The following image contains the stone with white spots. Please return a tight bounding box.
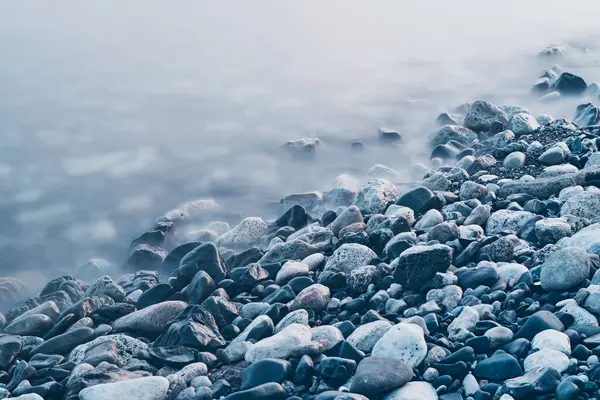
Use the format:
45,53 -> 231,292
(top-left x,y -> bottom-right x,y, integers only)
159,199 -> 221,225
507,113 -> 540,136
372,323 -> 427,367
112,301 -> 187,334
540,247 -> 590,292
354,179 -> 401,215
486,210 -> 534,235
216,217 -> 268,248
319,243 -> 376,282
464,101 -> 509,133
85,276 -> 126,302
561,190 -> 600,220
369,164 -> 399,179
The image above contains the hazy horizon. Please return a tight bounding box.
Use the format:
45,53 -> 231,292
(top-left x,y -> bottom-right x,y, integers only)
1,0 -> 600,290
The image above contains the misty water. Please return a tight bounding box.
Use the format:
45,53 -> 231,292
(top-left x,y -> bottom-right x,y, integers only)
2,1 -> 600,288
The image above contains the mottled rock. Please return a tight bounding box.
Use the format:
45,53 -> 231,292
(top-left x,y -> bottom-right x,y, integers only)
372,323 -> 427,367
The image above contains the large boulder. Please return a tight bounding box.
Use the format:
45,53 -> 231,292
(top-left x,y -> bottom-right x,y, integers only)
574,103 -> 600,126
69,334 -> 149,366
555,72 -> 587,95
463,100 -> 509,133
560,190 -> 600,220
392,244 -> 453,291
177,243 -> 228,284
540,247 -> 590,291
154,305 -> 226,351
216,217 -> 268,248
507,113 -> 540,136
354,179 -> 400,215
429,125 -> 477,147
486,210 -> 535,234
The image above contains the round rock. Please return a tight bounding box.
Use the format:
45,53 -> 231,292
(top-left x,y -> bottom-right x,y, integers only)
532,329 -> 571,356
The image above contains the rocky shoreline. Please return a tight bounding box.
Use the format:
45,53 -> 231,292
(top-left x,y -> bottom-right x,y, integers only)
3,54 -> 600,400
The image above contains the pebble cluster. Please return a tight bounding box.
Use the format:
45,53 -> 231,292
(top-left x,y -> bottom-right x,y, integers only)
3,50 -> 600,400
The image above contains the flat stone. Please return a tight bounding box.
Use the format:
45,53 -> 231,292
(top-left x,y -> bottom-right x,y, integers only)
79,376 -> 169,400
4,314 -> 53,336
30,327 -> 95,356
349,357 -> 413,396
222,382 -> 287,400
463,101 -> 509,133
112,301 -> 187,334
319,244 -> 376,283
498,172 -> 585,200
561,190 -> 600,220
